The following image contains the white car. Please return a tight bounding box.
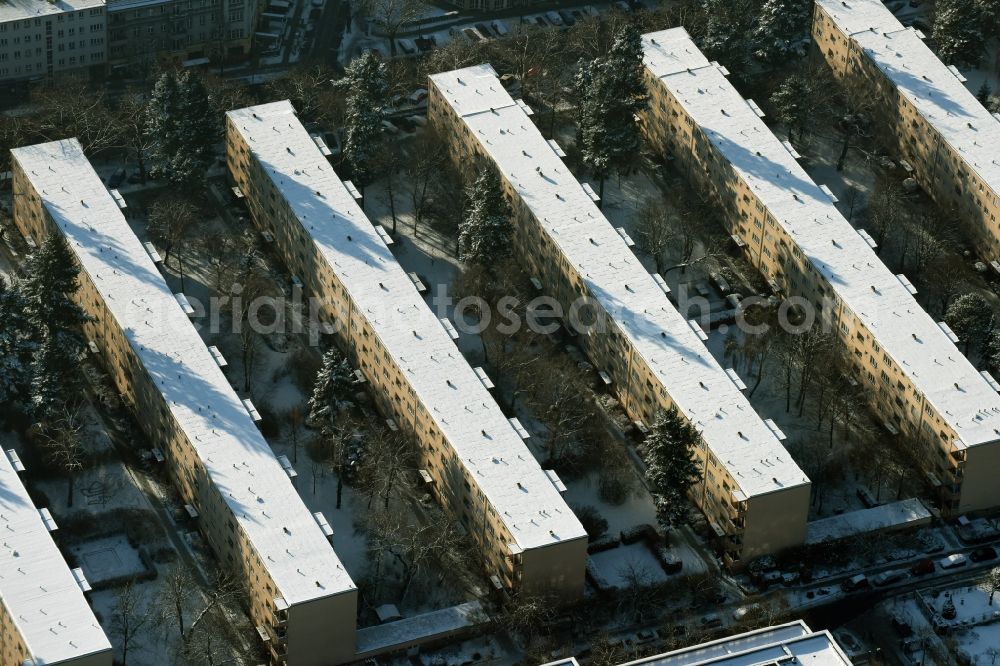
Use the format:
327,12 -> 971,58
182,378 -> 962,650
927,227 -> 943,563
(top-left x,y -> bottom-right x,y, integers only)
871,569 -> 906,586
545,11 -> 563,25
939,553 -> 968,569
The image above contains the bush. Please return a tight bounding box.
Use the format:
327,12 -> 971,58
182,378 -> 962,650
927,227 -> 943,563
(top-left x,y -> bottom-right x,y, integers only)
598,469 -> 631,505
573,504 -> 609,540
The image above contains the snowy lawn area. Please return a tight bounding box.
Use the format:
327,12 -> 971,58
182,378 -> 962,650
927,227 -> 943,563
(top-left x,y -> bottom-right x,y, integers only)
564,470 -> 656,537
589,543 -> 672,589
951,623 -> 1000,665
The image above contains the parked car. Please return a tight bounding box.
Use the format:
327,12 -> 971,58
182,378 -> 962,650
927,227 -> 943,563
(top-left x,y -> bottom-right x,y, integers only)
699,614 -> 722,629
841,573 -> 869,592
545,10 -> 562,25
107,168 -> 126,188
910,558 -> 935,576
871,569 -> 906,587
970,546 -> 998,562
938,553 -> 968,569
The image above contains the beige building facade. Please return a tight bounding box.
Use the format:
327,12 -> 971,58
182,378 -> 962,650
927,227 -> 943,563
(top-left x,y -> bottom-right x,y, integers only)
641,27 -> 1000,517
812,0 -> 1000,264
226,100 -> 588,599
10,139 -> 357,666
427,65 -> 810,569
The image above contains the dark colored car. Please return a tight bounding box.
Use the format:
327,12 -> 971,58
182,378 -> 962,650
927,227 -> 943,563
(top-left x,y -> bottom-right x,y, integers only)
910,558 -> 935,576
107,168 -> 126,188
970,546 -> 998,562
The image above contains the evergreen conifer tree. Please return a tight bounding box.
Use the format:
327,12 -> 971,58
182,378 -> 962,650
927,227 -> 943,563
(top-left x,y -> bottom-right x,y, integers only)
458,168 -> 512,267
335,53 -> 389,200
308,348 -> 356,433
146,70 -> 217,188
753,0 -> 810,63
0,276 -> 33,406
575,24 -> 649,203
644,407 -> 701,531
933,0 -> 985,67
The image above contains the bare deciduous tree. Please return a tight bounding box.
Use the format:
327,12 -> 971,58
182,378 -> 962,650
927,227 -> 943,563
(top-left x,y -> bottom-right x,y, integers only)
360,0 -> 427,56
147,193 -> 201,268
112,578 -> 156,666
37,404 -> 87,507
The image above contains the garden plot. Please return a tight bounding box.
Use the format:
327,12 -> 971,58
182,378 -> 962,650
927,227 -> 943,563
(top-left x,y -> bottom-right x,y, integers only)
68,534 -> 150,588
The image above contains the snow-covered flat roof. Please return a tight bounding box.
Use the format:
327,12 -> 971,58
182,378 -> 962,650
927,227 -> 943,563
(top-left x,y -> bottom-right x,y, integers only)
815,0 -> 904,37
0,0 -> 104,23
355,600 -> 486,656
644,28 -> 1000,450
10,139 -> 355,607
805,497 -> 931,545
227,101 -> 586,552
0,449 -> 112,664
428,65 -> 807,501
620,620 -> 852,665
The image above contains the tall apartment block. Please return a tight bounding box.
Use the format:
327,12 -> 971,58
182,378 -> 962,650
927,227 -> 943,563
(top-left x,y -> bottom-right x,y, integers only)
10,139 -> 357,666
812,0 -> 1000,263
106,0 -> 257,69
427,65 -> 810,568
640,27 -> 1000,516
225,100 -> 588,598
0,450 -> 112,666
0,0 -> 106,82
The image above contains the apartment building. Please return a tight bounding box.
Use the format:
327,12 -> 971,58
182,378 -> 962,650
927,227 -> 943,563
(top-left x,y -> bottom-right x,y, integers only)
10,139 -> 357,666
427,65 -> 810,568
225,100 -> 588,599
106,0 -> 256,69
812,0 -> 1000,263
0,0 -> 106,82
619,620 -> 853,666
641,27 -> 1000,516
0,449 -> 112,666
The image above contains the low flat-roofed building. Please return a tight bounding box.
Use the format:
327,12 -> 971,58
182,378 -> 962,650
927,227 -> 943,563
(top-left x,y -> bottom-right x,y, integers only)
0,0 -> 106,82
0,450 -> 112,666
226,100 -> 588,599
10,138 -> 357,666
427,64 -> 810,568
641,27 -> 1000,516
619,620 -> 853,665
813,0 -> 1000,263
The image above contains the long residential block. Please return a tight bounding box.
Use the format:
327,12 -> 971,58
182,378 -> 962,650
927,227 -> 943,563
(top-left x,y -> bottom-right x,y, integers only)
10,139 -> 357,666
0,450 -> 112,666
619,620 -> 853,665
427,64 -> 810,568
106,0 -> 258,69
813,0 -> 1000,263
641,27 -> 1000,516
225,100 -> 588,599
0,0 -> 106,82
